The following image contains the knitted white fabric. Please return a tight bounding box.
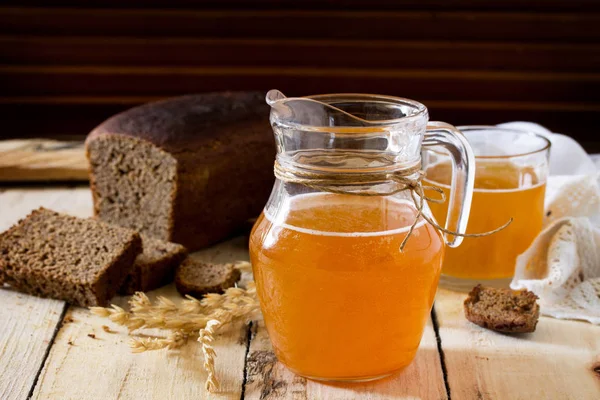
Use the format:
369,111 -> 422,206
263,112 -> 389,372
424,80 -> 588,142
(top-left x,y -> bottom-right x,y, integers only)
503,122 -> 600,324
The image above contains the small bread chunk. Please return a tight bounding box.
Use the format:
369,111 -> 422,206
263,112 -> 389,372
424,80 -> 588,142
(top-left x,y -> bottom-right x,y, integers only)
0,208 -> 141,307
119,236 -> 187,295
175,258 -> 241,298
464,285 -> 540,333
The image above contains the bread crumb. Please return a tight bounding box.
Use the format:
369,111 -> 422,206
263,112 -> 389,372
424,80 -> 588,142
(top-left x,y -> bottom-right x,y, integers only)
87,333 -> 96,339
102,325 -> 113,333
67,340 -> 74,345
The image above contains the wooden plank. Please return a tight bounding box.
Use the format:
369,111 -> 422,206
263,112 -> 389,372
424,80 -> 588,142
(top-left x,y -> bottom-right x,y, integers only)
4,96 -> 600,111
2,66 -> 599,103
3,1 -> 600,12
0,139 -> 87,182
0,103 -> 127,141
31,236 -> 251,399
0,187 -> 93,225
0,8 -> 599,42
2,102 -> 600,152
0,188 -> 92,400
244,319 -> 447,399
0,291 -> 65,400
3,37 -> 600,72
30,287 -> 248,399
434,288 -> 600,400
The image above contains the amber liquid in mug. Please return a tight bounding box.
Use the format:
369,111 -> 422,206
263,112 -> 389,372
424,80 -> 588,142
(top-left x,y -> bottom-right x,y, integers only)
249,193 -> 444,380
426,160 -> 546,280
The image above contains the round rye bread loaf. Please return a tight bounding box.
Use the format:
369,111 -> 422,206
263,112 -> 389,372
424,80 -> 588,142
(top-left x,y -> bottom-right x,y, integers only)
85,92 -> 275,251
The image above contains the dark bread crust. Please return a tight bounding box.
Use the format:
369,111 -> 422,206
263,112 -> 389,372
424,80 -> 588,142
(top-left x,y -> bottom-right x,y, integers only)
175,258 -> 241,298
87,92 -> 270,153
86,92 -> 275,250
464,285 -> 540,333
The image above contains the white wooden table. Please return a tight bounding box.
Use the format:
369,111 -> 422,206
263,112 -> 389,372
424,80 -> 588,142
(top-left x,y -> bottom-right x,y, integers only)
1,187 -> 599,400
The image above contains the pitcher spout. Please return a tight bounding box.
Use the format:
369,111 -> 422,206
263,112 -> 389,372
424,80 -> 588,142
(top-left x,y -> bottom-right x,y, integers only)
266,89 -> 287,106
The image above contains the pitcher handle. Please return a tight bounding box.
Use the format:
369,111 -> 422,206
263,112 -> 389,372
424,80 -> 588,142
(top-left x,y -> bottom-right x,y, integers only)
423,122 -> 475,248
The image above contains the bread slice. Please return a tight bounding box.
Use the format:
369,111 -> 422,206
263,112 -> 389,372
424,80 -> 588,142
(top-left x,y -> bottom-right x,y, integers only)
175,258 -> 241,297
119,236 -> 187,295
0,208 -> 141,307
464,285 -> 540,333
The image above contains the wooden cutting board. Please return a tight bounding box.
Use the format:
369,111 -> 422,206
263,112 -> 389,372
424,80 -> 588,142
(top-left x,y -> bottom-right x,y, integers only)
0,139 -> 88,182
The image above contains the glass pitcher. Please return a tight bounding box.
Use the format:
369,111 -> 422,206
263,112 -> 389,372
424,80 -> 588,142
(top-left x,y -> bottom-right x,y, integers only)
249,90 -> 475,381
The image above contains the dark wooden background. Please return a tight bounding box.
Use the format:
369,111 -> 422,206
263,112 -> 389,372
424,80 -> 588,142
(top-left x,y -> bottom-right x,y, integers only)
1,1 -> 599,150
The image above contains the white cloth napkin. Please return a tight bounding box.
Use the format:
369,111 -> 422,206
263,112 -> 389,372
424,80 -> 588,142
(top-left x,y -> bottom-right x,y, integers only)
499,122 -> 600,324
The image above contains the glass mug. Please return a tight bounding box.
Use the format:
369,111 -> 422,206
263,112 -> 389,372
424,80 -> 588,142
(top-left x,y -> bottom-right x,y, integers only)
249,90 -> 475,381
424,126 -> 550,291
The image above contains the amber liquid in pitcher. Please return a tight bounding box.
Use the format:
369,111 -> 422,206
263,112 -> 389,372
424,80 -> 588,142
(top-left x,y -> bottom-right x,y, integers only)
426,160 -> 546,280
249,193 -> 444,380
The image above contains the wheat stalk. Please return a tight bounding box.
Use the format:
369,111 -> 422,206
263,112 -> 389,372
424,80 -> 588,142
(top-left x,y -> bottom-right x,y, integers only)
130,330 -> 190,352
89,263 -> 259,393
199,320 -> 220,392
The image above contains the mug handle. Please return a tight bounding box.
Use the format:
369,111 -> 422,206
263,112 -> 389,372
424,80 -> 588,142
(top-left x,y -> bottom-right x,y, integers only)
423,122 -> 475,248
